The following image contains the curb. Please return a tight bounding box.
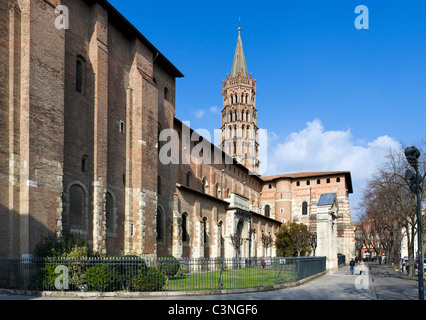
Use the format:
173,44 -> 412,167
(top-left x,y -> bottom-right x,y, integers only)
0,271 -> 328,299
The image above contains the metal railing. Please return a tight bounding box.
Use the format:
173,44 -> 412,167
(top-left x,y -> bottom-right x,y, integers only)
0,256 -> 326,293
338,255 -> 346,266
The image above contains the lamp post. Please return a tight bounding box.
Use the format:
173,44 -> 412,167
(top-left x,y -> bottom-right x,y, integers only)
405,146 -> 424,300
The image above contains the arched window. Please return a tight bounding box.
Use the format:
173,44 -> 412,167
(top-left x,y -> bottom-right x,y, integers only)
158,123 -> 162,155
326,178 -> 331,184
215,183 -> 220,198
69,184 -> 85,230
317,179 -> 321,185
302,202 -> 308,216
186,172 -> 191,187
203,217 -> 208,244
182,213 -> 188,242
75,56 -> 85,94
265,205 -> 270,218
156,208 -> 163,241
306,180 -> 311,186
105,191 -> 114,234
202,177 -> 208,193
81,156 -> 88,173
336,177 -> 341,183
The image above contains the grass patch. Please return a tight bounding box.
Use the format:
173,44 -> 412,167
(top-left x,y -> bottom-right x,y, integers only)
164,267 -> 298,291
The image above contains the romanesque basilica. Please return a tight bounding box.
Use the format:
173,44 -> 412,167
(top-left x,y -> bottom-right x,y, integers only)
0,0 -> 355,269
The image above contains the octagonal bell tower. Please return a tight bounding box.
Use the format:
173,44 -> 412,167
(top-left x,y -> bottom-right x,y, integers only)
221,27 -> 260,175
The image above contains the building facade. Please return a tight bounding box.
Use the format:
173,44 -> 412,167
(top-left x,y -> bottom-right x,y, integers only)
0,0 -> 355,264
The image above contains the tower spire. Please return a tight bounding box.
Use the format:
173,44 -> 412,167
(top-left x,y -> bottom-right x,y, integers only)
222,26 -> 259,174
231,24 -> 248,78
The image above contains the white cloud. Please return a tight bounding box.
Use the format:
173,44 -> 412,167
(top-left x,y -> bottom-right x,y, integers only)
209,106 -> 219,114
191,109 -> 206,119
265,119 -> 402,220
191,106 -> 219,119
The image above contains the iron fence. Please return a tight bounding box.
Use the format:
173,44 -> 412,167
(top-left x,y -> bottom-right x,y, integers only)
0,256 -> 326,293
338,255 -> 346,266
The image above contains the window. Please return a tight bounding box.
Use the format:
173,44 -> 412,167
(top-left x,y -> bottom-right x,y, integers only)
76,56 -> 85,94
302,202 -> 308,216
215,183 -> 220,198
269,184 -> 272,189
81,156 -> 88,173
326,178 -> 331,184
265,205 -> 270,218
203,217 -> 208,244
182,213 -> 188,242
306,180 -> 311,186
158,123 -> 162,155
202,177 -> 208,193
69,184 -> 85,230
164,87 -> 169,101
296,181 -> 300,187
156,208 -> 163,241
120,121 -> 125,133
317,179 -> 321,185
336,177 -> 341,183
186,172 -> 191,188
105,192 -> 115,234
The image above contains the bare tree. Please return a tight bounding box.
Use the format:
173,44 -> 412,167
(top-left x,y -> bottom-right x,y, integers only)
229,234 -> 244,260
310,232 -> 317,256
261,233 -> 273,257
358,146 -> 426,275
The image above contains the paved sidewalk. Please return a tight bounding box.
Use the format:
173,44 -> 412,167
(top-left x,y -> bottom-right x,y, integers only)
142,265 -> 377,300
369,262 -> 422,300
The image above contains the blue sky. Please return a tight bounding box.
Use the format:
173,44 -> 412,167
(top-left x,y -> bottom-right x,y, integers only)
108,0 -> 426,220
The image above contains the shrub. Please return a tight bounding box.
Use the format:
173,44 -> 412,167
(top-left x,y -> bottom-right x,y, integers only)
157,255 -> 180,278
33,229 -> 96,258
29,260 -> 59,291
111,255 -> 147,291
86,264 -> 113,292
132,267 -> 165,292
62,245 -> 91,290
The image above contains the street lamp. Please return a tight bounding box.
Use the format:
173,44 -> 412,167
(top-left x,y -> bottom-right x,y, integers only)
405,146 -> 424,300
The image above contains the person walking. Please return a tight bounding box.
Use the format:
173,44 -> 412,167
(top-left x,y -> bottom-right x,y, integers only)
350,258 -> 355,275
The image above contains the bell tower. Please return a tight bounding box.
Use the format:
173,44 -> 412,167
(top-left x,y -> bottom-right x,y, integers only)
221,27 -> 260,174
